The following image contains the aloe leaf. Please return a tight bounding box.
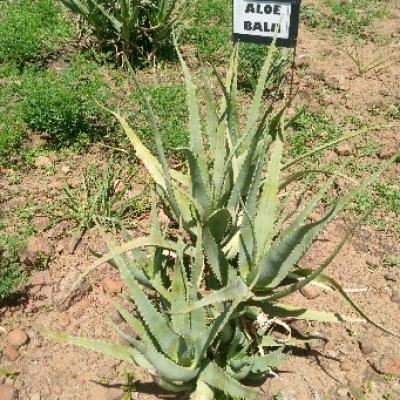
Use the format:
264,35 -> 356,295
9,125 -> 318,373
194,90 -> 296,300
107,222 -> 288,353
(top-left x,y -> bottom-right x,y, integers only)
254,152 -> 399,289
251,212 -> 332,288
180,148 -> 209,214
294,269 -> 400,338
282,125 -> 380,171
201,362 -> 259,400
43,329 -> 140,365
238,137 -> 270,276
249,349 -> 285,373
99,231 -> 184,361
190,380 -> 214,400
261,335 -> 315,348
202,226 -> 227,283
254,121 -> 283,261
175,42 -> 208,186
65,235 -> 194,301
127,70 -> 183,222
207,209 -> 232,243
112,111 -> 166,190
265,211 -> 364,302
244,42 -> 277,139
113,302 -> 151,343
202,69 -> 218,155
257,303 -> 359,323
91,0 -> 122,32
130,335 -> 199,382
175,277 -> 250,314
170,252 -> 190,337
61,0 -> 90,16
154,376 -> 193,393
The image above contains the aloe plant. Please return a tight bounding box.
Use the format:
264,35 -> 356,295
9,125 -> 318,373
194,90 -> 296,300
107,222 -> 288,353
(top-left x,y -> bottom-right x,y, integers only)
60,0 -> 180,63
46,44 -> 399,399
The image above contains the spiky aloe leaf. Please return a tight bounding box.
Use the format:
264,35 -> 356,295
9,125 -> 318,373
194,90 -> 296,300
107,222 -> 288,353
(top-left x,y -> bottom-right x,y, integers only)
244,42 -> 277,140
181,148 -> 209,215
175,40 -> 208,187
60,0 -> 89,16
265,210 -> 364,302
254,121 -> 283,261
202,226 -> 228,283
190,380 -> 214,400
257,303 -> 359,323
170,248 -> 191,338
293,269 -> 400,337
282,125 -> 380,171
113,302 -> 151,343
207,209 -> 232,243
99,231 -> 184,362
90,0 -> 122,32
175,276 -> 250,314
128,334 -> 200,382
261,336 -> 315,348
249,349 -> 285,373
154,376 -> 193,393
253,152 -> 399,289
201,362 -> 259,400
65,235 -> 195,302
42,330 -> 151,368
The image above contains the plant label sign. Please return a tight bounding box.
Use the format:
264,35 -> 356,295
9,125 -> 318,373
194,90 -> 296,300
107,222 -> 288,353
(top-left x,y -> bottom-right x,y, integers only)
232,0 -> 301,48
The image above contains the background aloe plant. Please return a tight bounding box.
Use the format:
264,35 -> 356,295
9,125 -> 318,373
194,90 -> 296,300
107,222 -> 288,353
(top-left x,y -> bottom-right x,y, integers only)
46,43 -> 399,399
60,0 -> 180,63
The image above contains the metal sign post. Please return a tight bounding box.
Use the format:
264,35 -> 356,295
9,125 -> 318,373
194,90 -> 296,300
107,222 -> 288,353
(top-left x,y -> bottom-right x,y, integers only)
232,0 -> 301,48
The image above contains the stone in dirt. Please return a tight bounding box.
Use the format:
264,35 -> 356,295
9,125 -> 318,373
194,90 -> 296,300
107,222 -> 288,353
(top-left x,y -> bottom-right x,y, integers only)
21,236 -> 54,266
299,285 -> 320,300
391,292 -> 400,305
379,145 -> 397,160
90,385 -> 124,400
31,215 -> 51,231
336,387 -> 348,398
377,356 -> 400,377
335,143 -> 352,156
0,384 -> 16,400
34,155 -> 52,169
102,278 -> 123,294
358,338 -> 374,355
97,365 -> 116,380
340,360 -> 353,372
366,255 -> 380,268
29,270 -> 52,286
2,345 -> 20,361
384,271 -> 397,282
7,329 -> 29,348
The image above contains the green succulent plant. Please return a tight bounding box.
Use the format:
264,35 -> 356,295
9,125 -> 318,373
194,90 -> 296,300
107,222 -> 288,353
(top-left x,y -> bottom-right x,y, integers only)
46,43 -> 399,399
60,0 -> 180,63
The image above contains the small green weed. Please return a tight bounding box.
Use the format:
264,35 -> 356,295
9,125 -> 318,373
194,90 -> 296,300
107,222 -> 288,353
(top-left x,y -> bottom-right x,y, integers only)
181,0 -> 231,62
326,0 -> 387,37
131,84 -> 188,153
0,234 -> 27,303
238,44 -> 290,92
386,103 -> 400,120
0,66 -> 26,165
0,0 -> 72,65
302,0 -> 388,39
20,58 -> 113,148
62,159 -> 147,242
287,110 -> 343,158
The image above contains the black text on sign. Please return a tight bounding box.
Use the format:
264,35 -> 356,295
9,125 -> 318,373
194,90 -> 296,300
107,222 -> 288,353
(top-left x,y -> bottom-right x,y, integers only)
232,0 -> 301,48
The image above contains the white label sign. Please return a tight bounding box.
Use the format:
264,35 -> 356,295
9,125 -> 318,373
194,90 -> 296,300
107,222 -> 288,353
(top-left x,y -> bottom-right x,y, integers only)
233,0 -> 292,40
